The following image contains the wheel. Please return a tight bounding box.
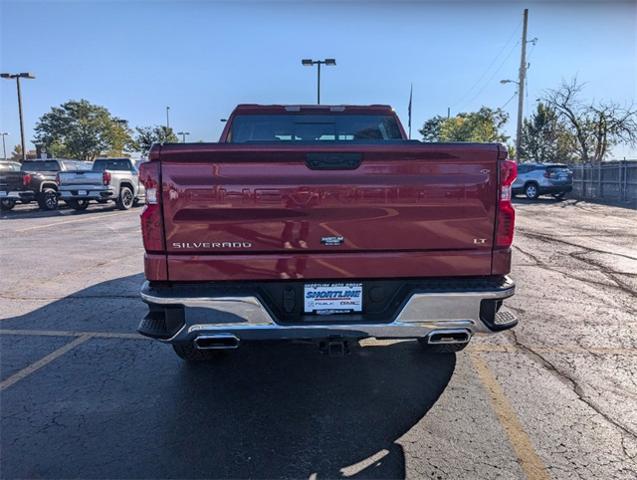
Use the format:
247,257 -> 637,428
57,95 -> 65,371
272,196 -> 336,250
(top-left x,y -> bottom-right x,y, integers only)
116,186 -> 134,210
172,343 -> 224,362
0,199 -> 16,211
417,338 -> 468,354
552,192 -> 566,200
68,199 -> 90,210
37,188 -> 58,210
524,183 -> 540,200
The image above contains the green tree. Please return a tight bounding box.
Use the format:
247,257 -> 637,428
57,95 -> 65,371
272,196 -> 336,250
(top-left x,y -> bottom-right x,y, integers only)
132,126 -> 179,155
419,116 -> 446,142
9,145 -> 36,161
519,102 -> 575,164
33,99 -> 132,160
419,107 -> 510,144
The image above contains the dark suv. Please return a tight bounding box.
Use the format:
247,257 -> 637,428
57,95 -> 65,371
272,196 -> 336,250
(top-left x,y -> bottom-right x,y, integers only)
20,159 -> 89,210
512,163 -> 573,200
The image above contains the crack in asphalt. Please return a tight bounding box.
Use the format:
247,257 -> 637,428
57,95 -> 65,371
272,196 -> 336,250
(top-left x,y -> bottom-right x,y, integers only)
507,329 -> 637,464
516,228 -> 637,262
568,251 -> 637,298
512,245 -> 637,311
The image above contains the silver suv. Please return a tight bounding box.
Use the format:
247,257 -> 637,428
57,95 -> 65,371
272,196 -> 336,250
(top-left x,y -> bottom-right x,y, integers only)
512,163 -> 573,200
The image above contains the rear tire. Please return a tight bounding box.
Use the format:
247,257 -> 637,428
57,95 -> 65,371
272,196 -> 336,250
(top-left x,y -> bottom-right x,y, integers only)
524,183 -> 540,200
172,343 -> 224,362
417,338 -> 468,353
68,199 -> 90,210
37,188 -> 58,210
0,199 -> 16,211
116,186 -> 134,210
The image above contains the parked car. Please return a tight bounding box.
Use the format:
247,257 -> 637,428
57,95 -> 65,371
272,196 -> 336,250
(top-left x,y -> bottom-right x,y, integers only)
57,158 -> 145,210
19,159 -> 90,210
137,104 -> 518,362
0,160 -> 33,210
512,163 -> 573,199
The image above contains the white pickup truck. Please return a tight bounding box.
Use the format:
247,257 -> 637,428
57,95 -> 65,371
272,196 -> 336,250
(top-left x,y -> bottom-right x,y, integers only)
56,158 -> 145,210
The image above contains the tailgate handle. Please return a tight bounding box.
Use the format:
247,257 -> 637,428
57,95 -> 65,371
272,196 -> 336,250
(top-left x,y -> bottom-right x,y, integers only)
305,153 -> 361,170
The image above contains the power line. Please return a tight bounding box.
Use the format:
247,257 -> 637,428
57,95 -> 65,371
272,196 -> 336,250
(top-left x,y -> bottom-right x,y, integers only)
500,92 -> 517,109
450,19 -> 522,109
460,39 -> 520,110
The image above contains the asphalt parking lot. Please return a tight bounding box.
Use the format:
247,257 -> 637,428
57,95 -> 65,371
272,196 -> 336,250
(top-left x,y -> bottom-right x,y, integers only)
1,199 -> 636,479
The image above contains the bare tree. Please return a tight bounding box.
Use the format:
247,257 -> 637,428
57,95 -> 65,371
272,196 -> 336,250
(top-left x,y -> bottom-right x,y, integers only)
544,78 -> 637,163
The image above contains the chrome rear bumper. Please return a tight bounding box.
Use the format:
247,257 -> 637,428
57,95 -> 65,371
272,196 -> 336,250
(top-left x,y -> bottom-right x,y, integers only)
139,277 -> 517,344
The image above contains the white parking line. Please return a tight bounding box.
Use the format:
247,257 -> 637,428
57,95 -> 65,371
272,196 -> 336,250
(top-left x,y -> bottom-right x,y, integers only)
14,211 -> 134,233
0,334 -> 93,391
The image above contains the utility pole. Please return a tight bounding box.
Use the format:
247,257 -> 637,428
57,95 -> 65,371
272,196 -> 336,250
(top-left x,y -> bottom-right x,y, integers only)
166,106 -> 170,129
515,8 -> 529,162
1,72 -> 35,162
1,133 -> 7,160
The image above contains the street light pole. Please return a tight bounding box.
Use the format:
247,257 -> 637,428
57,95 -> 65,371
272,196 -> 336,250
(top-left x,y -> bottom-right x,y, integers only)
301,58 -> 336,104
177,131 -> 190,143
1,133 -> 7,160
166,106 -> 170,129
317,62 -> 321,104
1,72 -> 35,162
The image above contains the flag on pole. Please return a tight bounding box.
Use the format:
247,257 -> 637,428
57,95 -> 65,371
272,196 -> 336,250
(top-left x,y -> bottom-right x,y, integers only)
408,83 -> 413,139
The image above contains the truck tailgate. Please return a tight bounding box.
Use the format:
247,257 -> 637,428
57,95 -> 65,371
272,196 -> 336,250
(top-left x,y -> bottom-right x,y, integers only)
157,143 -> 500,281
58,171 -> 102,187
0,171 -> 23,191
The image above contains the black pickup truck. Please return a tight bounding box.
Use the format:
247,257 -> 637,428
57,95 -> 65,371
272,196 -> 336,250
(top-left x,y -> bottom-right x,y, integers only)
0,160 -> 35,211
18,159 -> 89,210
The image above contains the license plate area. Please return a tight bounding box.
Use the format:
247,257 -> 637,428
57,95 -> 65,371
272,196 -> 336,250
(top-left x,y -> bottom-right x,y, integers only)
304,283 -> 363,314
78,190 -> 87,196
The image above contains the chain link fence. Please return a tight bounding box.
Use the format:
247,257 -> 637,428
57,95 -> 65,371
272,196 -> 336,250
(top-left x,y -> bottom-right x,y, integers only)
570,160 -> 637,208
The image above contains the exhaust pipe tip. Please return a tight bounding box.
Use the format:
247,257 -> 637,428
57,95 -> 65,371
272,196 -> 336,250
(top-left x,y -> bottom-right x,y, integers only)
194,334 -> 240,350
427,329 -> 471,345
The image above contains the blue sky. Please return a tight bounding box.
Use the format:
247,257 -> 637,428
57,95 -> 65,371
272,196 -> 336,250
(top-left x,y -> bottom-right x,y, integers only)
1,0 -> 636,158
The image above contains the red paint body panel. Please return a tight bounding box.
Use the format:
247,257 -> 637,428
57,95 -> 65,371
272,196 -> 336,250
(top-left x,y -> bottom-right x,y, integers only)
160,144 -> 497,258
144,253 -> 168,281
491,248 -> 512,275
166,249 -> 492,281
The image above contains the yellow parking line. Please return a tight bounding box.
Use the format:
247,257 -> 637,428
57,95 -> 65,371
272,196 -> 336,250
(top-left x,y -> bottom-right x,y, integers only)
15,211 -> 132,233
470,352 -> 550,480
0,334 -> 93,392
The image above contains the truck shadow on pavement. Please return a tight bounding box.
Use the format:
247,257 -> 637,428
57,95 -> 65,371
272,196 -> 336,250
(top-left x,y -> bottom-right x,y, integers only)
1,274 -> 456,480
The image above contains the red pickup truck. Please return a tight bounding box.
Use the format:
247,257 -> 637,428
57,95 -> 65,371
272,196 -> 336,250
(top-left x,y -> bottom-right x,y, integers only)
138,104 -> 518,361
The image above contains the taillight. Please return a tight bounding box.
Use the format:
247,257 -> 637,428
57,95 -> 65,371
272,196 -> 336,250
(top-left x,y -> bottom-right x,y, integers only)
138,159 -> 164,252
22,173 -> 31,186
495,159 -> 517,248
102,171 -> 112,185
